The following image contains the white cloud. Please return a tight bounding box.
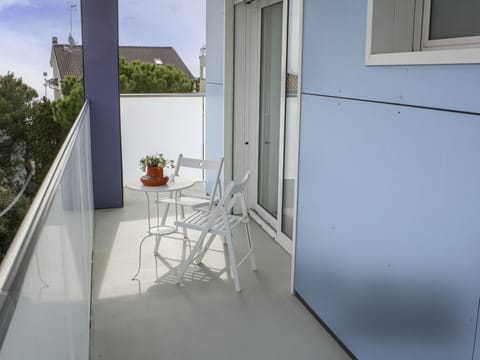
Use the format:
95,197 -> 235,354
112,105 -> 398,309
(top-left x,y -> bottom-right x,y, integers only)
0,0 -> 31,12
0,23 -> 63,99
0,0 -> 77,98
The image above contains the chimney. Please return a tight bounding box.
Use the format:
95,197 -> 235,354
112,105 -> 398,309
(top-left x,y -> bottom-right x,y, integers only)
52,36 -> 58,44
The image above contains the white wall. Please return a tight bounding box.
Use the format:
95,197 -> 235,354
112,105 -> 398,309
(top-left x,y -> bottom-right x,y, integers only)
120,95 -> 205,183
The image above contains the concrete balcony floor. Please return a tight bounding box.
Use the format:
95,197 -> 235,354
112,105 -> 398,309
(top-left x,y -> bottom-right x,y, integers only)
90,188 -> 350,360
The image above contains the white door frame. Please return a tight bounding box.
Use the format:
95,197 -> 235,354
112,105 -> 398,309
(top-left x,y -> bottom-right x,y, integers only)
274,0 -> 292,253
229,0 -> 298,255
226,0 -> 304,295
250,0 -> 294,254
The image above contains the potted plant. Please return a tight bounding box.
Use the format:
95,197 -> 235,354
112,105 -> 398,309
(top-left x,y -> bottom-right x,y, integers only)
139,153 -> 174,186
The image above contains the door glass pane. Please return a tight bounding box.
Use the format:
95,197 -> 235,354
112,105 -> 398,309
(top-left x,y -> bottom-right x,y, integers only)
282,0 -> 300,239
258,2 -> 283,218
233,2 -> 248,184
430,0 -> 480,40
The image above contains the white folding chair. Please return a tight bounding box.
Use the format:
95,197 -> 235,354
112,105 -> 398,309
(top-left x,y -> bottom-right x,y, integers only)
174,171 -> 256,292
154,154 -> 224,253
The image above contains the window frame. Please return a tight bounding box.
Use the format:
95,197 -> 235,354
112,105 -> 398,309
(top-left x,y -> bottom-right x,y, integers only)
366,0 -> 480,65
422,0 -> 480,50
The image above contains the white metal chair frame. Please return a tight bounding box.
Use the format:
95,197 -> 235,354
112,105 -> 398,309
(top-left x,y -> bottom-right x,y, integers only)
154,154 -> 224,254
159,155 -> 223,221
174,171 -> 256,292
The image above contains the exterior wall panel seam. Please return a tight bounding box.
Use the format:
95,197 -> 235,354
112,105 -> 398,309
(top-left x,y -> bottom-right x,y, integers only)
301,92 -> 480,116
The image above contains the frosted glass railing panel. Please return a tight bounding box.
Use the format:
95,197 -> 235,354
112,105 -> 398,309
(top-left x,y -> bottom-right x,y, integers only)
120,94 -> 205,183
0,103 -> 93,359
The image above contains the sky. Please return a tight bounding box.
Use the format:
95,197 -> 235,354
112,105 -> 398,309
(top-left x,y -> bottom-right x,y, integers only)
0,0 -> 206,98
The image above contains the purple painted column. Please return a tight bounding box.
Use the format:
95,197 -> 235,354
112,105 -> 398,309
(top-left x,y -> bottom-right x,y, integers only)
81,0 -> 123,208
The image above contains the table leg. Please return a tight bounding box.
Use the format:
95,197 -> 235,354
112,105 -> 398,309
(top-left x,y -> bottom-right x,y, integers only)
174,191 -> 179,232
154,193 -> 160,254
132,233 -> 153,280
145,192 -> 151,232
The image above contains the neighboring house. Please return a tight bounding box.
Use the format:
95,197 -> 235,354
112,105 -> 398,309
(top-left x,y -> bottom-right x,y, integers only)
49,36 -> 194,99
199,45 -> 206,93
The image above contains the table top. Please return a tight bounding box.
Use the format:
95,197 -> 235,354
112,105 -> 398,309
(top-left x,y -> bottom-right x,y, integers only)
126,176 -> 194,193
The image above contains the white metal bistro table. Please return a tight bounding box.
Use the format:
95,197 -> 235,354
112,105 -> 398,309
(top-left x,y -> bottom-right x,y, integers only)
126,176 -> 194,279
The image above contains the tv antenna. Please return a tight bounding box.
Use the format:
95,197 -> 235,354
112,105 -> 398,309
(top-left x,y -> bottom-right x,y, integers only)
67,1 -> 77,48
68,2 -> 77,38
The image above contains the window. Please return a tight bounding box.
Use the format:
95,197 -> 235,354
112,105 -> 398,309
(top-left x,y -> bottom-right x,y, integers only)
366,0 -> 480,65
154,58 -> 163,65
423,0 -> 480,49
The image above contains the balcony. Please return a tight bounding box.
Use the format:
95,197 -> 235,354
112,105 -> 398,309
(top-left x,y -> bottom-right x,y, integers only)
91,185 -> 348,360
0,96 -> 349,359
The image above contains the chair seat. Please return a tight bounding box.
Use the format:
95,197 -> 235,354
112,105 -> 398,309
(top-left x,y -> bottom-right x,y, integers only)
160,196 -> 212,209
175,209 -> 245,236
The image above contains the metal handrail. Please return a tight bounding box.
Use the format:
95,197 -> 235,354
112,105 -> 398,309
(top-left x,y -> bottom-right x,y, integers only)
0,101 -> 90,347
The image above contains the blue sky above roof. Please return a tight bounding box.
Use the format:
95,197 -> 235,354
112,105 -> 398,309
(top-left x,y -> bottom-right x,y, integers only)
0,0 -> 205,97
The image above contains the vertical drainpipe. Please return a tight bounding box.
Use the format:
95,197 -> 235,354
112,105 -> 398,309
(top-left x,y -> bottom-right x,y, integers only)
81,0 -> 124,209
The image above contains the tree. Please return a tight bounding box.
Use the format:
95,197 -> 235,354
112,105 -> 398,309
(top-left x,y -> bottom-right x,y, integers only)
52,76 -> 85,131
119,57 -> 193,93
0,74 -> 81,261
0,73 -> 37,190
0,186 -> 30,261
26,97 -> 65,187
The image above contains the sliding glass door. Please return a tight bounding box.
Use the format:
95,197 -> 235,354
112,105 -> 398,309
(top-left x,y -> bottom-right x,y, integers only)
257,1 -> 283,219
232,0 -> 302,254
279,0 -> 301,243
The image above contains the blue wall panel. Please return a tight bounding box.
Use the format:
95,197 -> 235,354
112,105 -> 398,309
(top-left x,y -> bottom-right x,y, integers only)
296,95 -> 480,359
205,83 -> 224,186
302,0 -> 480,114
296,0 -> 480,358
206,0 -> 225,85
81,0 -> 123,208
205,0 -> 225,188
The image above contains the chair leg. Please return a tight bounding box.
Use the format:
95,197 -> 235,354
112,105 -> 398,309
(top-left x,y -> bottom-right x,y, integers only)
245,222 -> 257,271
160,203 -> 170,225
224,230 -> 241,292
194,233 -> 217,264
175,230 -> 209,284
155,201 -> 170,255
180,205 -> 188,238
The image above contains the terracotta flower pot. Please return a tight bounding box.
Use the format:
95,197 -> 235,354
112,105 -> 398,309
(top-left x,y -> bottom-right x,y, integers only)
140,166 -> 169,186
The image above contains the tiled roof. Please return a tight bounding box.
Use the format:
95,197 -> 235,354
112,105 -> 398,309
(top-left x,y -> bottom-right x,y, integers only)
119,46 -> 193,79
52,45 -> 194,81
52,45 -> 84,80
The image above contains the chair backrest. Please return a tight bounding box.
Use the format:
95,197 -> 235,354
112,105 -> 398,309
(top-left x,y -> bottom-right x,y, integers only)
174,154 -> 224,207
217,171 -> 251,218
